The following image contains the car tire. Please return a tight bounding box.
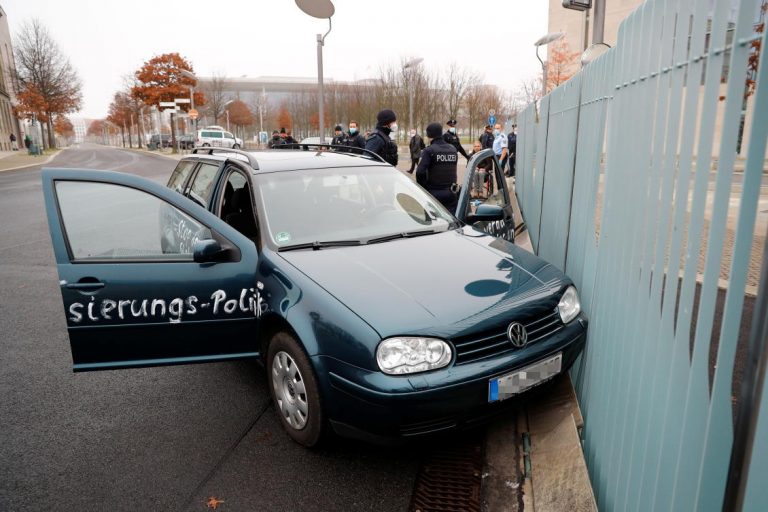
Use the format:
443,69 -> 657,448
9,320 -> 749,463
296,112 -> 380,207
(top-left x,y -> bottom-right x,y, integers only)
232,144 -> 240,149
267,331 -> 324,447
202,143 -> 210,147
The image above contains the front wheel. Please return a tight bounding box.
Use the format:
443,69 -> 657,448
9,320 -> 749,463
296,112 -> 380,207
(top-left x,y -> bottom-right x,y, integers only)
232,144 -> 240,149
267,331 -> 324,446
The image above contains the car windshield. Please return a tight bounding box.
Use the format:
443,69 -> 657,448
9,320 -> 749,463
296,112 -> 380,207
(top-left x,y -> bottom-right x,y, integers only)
255,166 -> 456,248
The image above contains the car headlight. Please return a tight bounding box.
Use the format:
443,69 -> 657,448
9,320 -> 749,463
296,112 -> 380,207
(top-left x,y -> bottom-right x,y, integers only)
558,286 -> 581,324
376,337 -> 452,375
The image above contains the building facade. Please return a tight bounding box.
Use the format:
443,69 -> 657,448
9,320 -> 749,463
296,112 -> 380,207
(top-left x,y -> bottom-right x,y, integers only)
0,5 -> 19,151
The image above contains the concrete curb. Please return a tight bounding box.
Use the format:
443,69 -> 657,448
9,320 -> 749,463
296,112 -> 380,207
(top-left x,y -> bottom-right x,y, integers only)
0,150 -> 61,172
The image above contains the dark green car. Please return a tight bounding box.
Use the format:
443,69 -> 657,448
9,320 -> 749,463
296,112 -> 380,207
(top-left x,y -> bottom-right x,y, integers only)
42,146 -> 586,445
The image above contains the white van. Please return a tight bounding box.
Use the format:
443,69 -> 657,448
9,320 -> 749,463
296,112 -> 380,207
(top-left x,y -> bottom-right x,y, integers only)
196,128 -> 242,149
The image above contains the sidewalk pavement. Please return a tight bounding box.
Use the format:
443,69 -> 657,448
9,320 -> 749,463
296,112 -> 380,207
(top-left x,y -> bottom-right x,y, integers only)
0,149 -> 61,172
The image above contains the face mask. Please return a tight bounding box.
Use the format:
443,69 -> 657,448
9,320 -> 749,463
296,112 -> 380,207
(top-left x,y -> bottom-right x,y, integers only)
493,129 -> 500,136
449,127 -> 456,134
389,123 -> 398,132
349,127 -> 357,134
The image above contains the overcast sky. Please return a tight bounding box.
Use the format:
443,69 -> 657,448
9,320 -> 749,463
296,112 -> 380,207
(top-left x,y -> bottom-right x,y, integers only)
3,0 -> 548,119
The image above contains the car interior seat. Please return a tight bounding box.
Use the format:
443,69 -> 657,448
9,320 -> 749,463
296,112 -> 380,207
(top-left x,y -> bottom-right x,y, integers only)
224,186 -> 257,240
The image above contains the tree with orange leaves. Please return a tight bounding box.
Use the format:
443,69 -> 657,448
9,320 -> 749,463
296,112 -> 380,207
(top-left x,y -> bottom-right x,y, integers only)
276,103 -> 292,131
546,40 -> 580,93
225,100 -> 254,138
53,116 -> 74,142
14,19 -> 82,149
131,53 -> 206,150
107,92 -> 135,148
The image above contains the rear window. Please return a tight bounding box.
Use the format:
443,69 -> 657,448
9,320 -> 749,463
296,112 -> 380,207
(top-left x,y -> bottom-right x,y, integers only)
202,131 -> 223,138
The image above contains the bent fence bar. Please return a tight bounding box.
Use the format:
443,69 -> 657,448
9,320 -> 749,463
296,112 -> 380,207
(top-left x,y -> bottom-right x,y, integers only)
516,0 -> 768,509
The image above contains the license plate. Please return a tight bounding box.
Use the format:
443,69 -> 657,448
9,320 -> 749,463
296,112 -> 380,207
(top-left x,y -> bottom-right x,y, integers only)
488,353 -> 563,402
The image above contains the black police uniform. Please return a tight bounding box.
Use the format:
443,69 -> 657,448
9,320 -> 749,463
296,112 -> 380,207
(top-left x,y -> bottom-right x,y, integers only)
365,126 -> 398,166
268,135 -> 284,148
443,129 -> 469,160
342,132 -> 366,149
331,133 -> 345,145
415,136 -> 459,213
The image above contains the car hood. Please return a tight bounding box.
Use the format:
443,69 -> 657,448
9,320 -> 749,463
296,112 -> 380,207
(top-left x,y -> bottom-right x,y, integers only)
278,229 -> 565,338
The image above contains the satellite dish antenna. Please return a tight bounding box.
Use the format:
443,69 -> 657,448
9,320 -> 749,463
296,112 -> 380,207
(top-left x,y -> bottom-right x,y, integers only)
295,0 -> 335,19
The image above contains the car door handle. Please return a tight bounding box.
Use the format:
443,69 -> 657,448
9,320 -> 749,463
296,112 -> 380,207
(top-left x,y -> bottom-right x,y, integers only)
65,278 -> 105,291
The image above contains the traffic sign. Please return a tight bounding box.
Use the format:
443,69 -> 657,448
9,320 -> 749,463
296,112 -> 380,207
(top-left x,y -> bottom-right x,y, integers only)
159,102 -> 176,107
489,115 -> 496,126
489,109 -> 495,116
188,109 -> 199,120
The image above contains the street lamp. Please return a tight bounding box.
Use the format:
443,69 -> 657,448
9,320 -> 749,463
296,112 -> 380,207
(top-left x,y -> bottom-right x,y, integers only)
179,69 -> 198,132
534,32 -> 565,98
403,57 -> 423,133
223,99 -> 234,132
296,0 -> 335,143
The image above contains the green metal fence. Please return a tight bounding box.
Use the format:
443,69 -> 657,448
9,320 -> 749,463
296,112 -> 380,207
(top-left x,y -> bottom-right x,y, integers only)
516,0 -> 768,509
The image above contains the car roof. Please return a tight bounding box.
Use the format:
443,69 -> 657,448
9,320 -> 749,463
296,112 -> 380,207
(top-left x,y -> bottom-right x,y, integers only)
183,148 -> 390,173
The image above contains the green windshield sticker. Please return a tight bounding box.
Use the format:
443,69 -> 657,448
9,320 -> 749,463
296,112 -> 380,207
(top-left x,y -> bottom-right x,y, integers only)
276,232 -> 292,243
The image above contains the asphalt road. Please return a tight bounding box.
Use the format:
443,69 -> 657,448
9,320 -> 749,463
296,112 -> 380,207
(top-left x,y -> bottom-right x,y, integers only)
0,144 -> 422,511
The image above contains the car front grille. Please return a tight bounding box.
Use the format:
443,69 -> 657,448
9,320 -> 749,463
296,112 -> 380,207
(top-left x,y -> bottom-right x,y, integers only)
452,309 -> 563,365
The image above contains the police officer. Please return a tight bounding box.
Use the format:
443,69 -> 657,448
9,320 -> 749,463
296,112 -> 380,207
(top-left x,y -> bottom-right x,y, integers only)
365,109 -> 399,166
331,125 -> 345,145
416,122 -> 459,213
342,120 -> 366,149
443,119 -> 470,161
268,130 -> 284,148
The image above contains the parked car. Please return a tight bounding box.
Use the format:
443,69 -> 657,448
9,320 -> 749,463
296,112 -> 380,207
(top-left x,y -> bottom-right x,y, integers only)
41,146 -> 586,446
177,134 -> 195,150
149,134 -> 171,148
196,128 -> 242,149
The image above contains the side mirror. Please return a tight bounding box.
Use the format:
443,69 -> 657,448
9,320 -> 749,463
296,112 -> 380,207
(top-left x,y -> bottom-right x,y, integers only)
193,239 -> 223,263
467,204 -> 505,224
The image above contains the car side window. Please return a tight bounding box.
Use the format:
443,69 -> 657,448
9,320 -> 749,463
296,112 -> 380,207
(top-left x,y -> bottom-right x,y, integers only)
225,132 -> 234,139
468,159 -> 508,214
188,163 -> 220,207
218,169 -> 258,240
167,160 -> 197,193
55,181 -> 211,261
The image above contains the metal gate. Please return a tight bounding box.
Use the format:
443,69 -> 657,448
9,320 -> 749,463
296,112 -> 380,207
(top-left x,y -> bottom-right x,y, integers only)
516,0 -> 768,509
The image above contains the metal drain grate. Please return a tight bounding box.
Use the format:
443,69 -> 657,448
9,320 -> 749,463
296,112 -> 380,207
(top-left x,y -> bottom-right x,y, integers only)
409,435 -> 484,512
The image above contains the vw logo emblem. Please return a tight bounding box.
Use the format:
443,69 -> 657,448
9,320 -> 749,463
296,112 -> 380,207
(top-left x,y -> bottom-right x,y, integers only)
507,322 -> 528,348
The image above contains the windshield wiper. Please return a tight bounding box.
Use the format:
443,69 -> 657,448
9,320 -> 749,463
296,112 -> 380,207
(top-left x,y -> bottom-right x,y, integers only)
367,229 -> 439,244
278,239 -> 364,252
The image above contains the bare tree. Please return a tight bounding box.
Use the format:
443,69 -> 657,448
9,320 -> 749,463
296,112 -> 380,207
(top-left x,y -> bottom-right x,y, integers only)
201,71 -> 229,127
13,18 -> 83,149
445,63 -> 478,121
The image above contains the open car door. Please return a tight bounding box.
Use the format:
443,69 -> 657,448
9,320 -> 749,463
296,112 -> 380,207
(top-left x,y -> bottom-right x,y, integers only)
455,148 -> 516,242
41,168 -> 262,371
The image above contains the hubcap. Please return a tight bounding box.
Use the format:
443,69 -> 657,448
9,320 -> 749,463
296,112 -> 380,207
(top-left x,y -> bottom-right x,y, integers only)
271,351 -> 309,430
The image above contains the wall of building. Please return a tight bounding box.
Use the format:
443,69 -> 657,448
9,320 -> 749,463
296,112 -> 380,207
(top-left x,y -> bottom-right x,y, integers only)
0,5 -> 19,151
547,0 -> 645,70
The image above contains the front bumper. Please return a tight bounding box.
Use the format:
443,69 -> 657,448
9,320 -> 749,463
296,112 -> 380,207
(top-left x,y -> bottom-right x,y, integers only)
313,316 -> 587,442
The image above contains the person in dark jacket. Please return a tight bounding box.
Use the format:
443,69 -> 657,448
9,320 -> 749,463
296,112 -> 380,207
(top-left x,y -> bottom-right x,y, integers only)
331,125 -> 345,145
268,130 -> 284,148
479,125 -> 494,149
285,129 -> 297,144
506,125 -> 517,177
416,122 -> 459,213
443,119 -> 469,161
342,120 -> 366,149
365,109 -> 399,166
407,129 -> 425,174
